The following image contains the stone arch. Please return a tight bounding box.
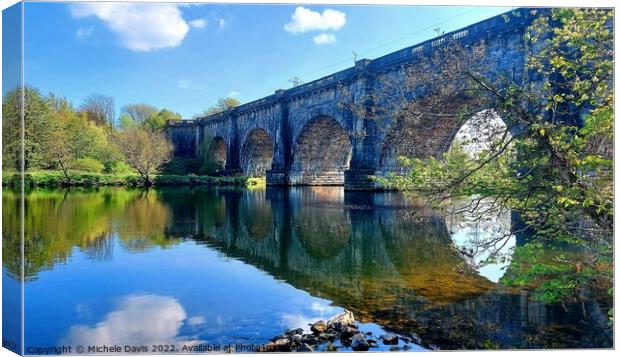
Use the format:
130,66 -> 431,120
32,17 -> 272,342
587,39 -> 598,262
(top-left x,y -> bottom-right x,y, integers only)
289,116 -> 353,185
449,109 -> 509,158
378,98 -> 506,173
208,136 -> 227,172
240,128 -> 274,177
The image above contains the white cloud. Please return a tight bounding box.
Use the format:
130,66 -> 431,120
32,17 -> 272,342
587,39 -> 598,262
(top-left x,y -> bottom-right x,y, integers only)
218,18 -> 227,29
227,91 -> 240,97
189,19 -> 207,29
178,79 -> 205,91
313,33 -> 336,45
70,3 -> 190,52
76,26 -> 94,39
284,7 -> 346,34
187,316 -> 205,326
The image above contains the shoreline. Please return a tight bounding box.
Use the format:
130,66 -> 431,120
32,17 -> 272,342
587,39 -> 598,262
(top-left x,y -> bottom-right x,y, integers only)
262,310 -> 418,352
2,171 -> 265,189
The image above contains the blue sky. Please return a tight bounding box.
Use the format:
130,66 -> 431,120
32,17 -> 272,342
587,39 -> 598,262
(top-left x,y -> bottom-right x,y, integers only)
22,2 -> 511,119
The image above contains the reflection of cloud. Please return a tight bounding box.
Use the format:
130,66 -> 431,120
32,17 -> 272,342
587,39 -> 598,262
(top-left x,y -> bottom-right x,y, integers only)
280,301 -> 339,333
62,294 -> 200,346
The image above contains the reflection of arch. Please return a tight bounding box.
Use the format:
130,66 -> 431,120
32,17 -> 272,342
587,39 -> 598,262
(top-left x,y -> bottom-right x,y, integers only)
290,116 -> 353,185
294,209 -> 351,260
381,217 -> 493,303
209,136 -> 227,172
240,129 -> 274,177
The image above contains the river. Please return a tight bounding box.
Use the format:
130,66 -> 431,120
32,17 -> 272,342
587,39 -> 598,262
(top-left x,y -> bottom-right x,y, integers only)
1,187 -> 612,352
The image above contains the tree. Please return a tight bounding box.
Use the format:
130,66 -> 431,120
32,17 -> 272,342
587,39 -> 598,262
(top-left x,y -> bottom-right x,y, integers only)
2,86 -> 53,171
361,9 -> 612,307
113,126 -> 173,185
200,96 -> 241,117
144,108 -> 182,130
47,100 -> 109,182
80,94 -> 115,127
121,103 -> 158,125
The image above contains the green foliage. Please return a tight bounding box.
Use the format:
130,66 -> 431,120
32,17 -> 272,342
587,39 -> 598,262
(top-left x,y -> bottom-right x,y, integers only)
112,126 -> 174,184
196,135 -> 224,175
198,96 -> 241,117
162,157 -> 201,175
2,86 -> 53,171
3,171 -> 255,189
71,157 -> 105,173
144,109 -> 182,130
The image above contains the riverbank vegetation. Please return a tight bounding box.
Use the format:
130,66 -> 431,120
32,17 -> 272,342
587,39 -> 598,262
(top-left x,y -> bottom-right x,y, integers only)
367,8 -> 613,316
1,88 -> 255,187
2,171 -> 263,189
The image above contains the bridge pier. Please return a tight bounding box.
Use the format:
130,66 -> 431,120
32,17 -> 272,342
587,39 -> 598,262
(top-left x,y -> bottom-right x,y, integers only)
266,168 -> 385,190
344,169 -> 383,190
266,170 -> 288,186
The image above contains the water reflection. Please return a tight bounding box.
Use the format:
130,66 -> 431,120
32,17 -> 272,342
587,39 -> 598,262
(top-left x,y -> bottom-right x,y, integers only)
62,294 -> 202,347
2,187 -> 612,350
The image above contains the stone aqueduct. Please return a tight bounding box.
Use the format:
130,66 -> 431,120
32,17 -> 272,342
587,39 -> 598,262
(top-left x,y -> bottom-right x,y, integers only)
166,8 -> 538,189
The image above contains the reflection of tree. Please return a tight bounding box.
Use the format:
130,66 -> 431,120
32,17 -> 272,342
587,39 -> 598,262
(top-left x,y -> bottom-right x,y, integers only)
85,233 -> 115,261
116,190 -> 173,252
2,188 -> 178,279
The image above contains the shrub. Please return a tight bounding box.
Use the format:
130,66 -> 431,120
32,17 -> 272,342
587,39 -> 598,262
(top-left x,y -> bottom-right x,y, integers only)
72,157 -> 104,173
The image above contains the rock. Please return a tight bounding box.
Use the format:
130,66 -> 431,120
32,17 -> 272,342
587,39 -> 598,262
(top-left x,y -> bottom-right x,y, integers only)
381,333 -> 399,345
389,346 -> 401,351
365,331 -> 373,335
403,345 -> 411,351
330,321 -> 345,331
273,338 -> 291,352
410,333 -> 422,344
351,333 -> 370,351
399,336 -> 410,344
301,335 -> 319,346
318,333 -> 332,341
310,320 -> 327,334
340,326 -> 359,339
297,343 -> 313,352
260,342 -> 277,352
289,334 -> 302,347
324,342 -> 338,352
286,328 -> 304,336
327,310 -> 355,330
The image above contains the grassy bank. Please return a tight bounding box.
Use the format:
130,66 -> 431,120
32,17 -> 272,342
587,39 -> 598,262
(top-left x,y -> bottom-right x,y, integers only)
2,171 -> 266,189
